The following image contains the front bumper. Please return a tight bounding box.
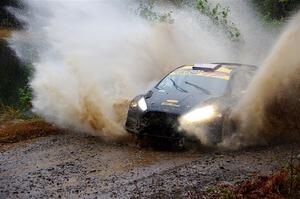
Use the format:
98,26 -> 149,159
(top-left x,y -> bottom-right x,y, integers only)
125,110 -> 181,139
125,108 -> 223,141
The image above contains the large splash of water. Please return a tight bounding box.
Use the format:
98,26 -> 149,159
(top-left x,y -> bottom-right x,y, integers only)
9,0 -> 275,140
222,12 -> 300,149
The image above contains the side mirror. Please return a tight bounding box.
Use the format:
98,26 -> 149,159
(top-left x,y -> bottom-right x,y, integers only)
145,90 -> 153,99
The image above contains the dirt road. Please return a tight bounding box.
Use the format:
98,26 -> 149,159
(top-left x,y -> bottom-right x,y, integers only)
0,132 -> 299,198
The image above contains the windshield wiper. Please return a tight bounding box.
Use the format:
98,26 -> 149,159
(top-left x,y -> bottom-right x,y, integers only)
184,81 -> 211,95
170,78 -> 188,93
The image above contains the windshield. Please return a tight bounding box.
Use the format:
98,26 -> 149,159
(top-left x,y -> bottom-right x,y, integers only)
156,70 -> 229,96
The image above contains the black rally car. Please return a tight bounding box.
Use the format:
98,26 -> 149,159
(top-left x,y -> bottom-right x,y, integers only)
125,63 -> 257,144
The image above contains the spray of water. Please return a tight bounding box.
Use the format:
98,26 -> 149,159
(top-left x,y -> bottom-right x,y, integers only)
221,12 -> 300,149
9,0 -> 276,141
8,0 -> 230,139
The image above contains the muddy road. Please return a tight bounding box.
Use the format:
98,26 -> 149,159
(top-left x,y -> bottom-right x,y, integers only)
0,132 -> 299,198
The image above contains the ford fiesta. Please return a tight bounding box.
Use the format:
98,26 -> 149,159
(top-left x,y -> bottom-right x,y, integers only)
125,63 -> 257,146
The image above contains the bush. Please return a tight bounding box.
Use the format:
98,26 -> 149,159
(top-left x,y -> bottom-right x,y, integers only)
0,103 -> 22,123
0,40 -> 30,107
196,0 -> 240,41
18,84 -> 32,112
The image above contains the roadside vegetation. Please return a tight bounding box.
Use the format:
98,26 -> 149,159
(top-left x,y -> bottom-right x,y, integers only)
0,0 -> 29,110
252,0 -> 300,25
203,152 -> 300,198
0,0 -> 51,143
196,0 -> 240,41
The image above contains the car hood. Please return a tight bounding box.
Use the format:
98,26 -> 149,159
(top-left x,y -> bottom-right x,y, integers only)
145,89 -> 221,115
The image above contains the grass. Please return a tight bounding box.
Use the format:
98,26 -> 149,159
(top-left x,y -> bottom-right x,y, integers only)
0,104 -> 63,144
0,104 -> 23,123
0,103 -> 42,124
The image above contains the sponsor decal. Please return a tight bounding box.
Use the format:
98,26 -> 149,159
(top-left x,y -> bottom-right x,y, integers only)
161,99 -> 180,107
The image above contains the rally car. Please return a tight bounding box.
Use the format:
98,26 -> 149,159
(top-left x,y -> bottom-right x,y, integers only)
125,63 -> 257,145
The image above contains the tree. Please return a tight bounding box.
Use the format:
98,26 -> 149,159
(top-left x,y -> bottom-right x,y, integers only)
252,0 -> 300,22
0,0 -> 28,107
0,40 -> 29,106
0,0 -> 24,29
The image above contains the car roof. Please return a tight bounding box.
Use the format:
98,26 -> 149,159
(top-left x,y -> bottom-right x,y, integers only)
212,62 -> 257,69
176,63 -> 257,70
170,63 -> 257,81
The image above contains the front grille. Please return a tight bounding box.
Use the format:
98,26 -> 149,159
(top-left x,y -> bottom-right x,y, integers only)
141,111 -> 180,137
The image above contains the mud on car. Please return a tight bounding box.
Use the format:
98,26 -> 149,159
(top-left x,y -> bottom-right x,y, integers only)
125,63 -> 257,147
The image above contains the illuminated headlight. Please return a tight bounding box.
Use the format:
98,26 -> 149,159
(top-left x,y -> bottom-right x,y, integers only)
138,97 -> 147,111
130,97 -> 147,111
181,105 -> 220,123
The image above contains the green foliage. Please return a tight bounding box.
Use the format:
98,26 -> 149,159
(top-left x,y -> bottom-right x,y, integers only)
137,1 -> 174,23
18,84 -> 32,111
252,0 -> 300,23
0,0 -> 30,110
138,0 -> 240,40
196,0 -> 240,41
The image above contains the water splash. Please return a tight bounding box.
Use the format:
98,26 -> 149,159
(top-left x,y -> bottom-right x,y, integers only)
9,0 -> 275,140
221,12 -> 300,149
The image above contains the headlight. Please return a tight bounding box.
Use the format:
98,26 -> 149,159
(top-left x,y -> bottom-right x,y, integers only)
130,100 -> 138,108
181,105 -> 219,123
130,97 -> 147,111
138,97 -> 147,111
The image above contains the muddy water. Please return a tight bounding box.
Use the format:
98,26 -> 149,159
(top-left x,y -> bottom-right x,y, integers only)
0,133 -> 299,198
